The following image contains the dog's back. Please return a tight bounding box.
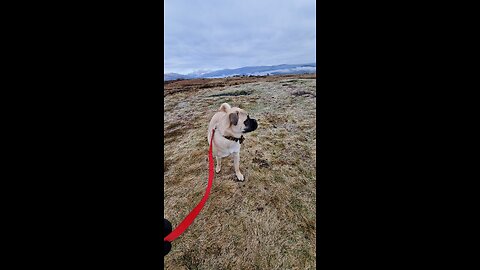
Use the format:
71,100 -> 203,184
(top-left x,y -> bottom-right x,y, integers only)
207,111 -> 226,144
207,103 -> 232,144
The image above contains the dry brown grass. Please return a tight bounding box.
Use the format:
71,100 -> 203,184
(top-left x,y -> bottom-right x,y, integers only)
164,74 -> 316,269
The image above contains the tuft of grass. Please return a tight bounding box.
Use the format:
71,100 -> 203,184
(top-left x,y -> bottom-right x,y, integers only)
208,89 -> 253,97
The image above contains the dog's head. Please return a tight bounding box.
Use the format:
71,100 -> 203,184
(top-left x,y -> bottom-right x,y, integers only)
219,103 -> 258,134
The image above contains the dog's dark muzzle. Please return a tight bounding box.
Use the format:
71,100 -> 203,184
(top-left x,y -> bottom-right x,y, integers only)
243,115 -> 258,133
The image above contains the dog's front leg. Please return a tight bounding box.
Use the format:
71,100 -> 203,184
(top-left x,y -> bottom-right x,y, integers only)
233,152 -> 244,181
215,156 -> 222,173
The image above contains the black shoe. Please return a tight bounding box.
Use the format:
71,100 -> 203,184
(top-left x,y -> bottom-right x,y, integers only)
163,218 -> 172,256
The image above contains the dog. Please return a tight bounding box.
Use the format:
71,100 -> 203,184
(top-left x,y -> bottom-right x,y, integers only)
207,103 -> 258,181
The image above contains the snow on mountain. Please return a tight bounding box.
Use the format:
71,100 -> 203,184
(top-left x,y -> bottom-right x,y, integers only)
164,63 -> 316,81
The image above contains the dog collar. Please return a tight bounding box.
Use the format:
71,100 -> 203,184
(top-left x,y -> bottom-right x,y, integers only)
223,135 -> 245,144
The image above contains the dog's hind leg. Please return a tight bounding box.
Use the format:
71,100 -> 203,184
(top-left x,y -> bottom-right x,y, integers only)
233,152 -> 244,181
215,156 -> 222,173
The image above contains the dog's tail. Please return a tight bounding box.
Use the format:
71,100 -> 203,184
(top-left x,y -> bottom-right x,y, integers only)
219,103 -> 231,112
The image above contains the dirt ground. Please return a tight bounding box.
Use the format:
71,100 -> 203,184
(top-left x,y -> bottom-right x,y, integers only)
164,74 -> 316,269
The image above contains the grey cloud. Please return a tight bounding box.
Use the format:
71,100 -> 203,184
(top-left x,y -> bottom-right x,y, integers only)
165,0 -> 316,74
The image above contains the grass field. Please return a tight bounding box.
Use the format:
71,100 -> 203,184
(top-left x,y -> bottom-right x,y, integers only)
164,74 -> 316,269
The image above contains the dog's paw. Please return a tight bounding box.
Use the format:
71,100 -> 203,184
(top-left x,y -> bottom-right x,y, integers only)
236,172 -> 244,181
215,166 -> 221,173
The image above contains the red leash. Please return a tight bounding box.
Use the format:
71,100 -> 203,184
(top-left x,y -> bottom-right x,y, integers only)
164,129 -> 216,242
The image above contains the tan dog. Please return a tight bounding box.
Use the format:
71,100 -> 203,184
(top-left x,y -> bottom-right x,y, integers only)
208,103 -> 258,181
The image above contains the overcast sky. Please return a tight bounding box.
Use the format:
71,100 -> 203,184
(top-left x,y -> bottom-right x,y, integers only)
164,0 -> 316,74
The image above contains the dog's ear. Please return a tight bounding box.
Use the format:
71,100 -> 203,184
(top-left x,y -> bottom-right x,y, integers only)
229,111 -> 239,126
219,103 -> 231,112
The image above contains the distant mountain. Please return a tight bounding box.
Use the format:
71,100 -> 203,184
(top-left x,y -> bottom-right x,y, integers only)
163,73 -> 190,81
164,63 -> 316,81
